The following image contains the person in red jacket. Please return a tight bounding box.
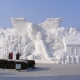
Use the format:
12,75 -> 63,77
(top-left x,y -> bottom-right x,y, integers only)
9,52 -> 13,59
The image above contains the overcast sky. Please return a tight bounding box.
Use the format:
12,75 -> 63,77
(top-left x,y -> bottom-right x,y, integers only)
0,0 -> 80,29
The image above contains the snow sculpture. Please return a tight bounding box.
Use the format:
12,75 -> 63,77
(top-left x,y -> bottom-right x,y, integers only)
27,23 -> 45,41
39,18 -> 62,31
27,32 -> 51,60
0,17 -> 80,64
11,18 -> 28,35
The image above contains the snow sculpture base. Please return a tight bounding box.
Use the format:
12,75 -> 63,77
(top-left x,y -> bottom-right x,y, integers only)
35,60 -> 54,63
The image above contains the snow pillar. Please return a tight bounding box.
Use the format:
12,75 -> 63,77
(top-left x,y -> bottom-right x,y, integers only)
75,56 -> 79,63
61,56 -> 64,64
66,56 -> 70,63
71,56 -> 74,63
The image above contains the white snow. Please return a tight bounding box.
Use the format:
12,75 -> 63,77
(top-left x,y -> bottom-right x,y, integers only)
0,63 -> 80,80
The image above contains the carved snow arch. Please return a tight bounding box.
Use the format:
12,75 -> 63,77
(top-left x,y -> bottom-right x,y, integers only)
71,47 -> 76,55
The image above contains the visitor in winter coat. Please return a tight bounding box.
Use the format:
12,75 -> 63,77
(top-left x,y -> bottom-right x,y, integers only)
16,52 -> 21,60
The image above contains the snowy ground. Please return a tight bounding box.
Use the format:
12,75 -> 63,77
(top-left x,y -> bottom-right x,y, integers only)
0,63 -> 80,80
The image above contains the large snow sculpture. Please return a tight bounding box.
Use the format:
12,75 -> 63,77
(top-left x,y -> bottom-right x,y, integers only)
0,17 -> 80,63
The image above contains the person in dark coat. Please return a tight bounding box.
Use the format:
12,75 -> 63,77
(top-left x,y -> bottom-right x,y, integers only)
16,52 -> 21,60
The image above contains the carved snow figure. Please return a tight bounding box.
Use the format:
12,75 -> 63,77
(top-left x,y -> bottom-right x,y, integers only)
27,23 -> 46,41
45,27 -> 66,62
53,37 -> 66,63
27,32 -> 51,60
52,29 -> 66,62
23,32 -> 51,60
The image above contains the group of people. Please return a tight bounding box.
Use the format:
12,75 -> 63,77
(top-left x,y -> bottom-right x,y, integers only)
9,52 -> 21,60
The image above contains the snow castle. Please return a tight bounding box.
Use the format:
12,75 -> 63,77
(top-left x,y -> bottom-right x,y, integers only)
0,17 -> 80,63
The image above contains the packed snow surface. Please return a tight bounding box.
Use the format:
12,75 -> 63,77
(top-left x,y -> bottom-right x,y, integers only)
0,63 -> 80,80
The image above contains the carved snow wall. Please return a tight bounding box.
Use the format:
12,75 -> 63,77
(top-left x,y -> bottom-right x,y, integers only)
66,45 -> 80,56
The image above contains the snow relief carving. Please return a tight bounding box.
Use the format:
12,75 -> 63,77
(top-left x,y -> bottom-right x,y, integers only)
0,18 -> 80,63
